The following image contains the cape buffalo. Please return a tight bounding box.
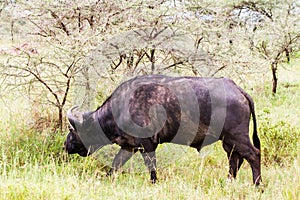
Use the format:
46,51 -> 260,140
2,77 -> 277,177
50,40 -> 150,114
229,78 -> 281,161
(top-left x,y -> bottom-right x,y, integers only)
64,75 -> 261,185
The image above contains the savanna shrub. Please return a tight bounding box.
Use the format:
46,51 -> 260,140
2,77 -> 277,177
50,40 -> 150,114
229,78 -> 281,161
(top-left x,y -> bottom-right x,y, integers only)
259,119 -> 299,165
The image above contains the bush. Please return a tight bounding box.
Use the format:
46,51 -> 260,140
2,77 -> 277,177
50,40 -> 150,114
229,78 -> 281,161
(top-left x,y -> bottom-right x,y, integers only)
259,119 -> 299,166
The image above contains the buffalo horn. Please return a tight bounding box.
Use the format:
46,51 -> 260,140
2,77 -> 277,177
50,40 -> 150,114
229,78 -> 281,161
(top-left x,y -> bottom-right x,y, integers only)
67,106 -> 80,129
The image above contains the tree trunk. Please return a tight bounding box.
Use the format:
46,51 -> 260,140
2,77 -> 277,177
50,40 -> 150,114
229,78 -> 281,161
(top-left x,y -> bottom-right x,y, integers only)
10,20 -> 14,43
85,67 -> 92,109
150,49 -> 155,74
58,106 -> 63,133
271,63 -> 278,94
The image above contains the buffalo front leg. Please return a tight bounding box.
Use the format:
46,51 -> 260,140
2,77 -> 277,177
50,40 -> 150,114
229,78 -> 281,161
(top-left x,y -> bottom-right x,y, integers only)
141,150 -> 157,183
138,138 -> 158,183
107,147 -> 137,176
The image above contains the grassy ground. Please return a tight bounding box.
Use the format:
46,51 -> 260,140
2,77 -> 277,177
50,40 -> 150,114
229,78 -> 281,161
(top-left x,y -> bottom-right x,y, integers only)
0,61 -> 299,199
0,134 -> 299,199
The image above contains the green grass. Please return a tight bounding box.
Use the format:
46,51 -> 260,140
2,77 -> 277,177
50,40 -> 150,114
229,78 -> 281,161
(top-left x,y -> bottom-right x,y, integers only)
0,61 -> 300,199
0,132 -> 299,199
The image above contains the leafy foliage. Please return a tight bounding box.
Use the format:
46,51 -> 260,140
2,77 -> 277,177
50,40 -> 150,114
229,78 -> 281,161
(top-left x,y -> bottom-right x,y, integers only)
260,119 -> 299,165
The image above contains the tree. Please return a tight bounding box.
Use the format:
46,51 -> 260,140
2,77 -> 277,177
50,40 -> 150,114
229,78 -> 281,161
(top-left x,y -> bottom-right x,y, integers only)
231,0 -> 300,94
1,0 -> 299,132
180,0 -> 300,93
0,0 -> 176,130
0,0 -> 99,131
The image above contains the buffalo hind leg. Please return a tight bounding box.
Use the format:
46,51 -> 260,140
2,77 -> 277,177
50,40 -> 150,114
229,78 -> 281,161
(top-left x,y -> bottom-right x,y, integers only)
224,137 -> 261,186
107,147 -> 137,176
222,142 -> 244,180
236,141 -> 261,185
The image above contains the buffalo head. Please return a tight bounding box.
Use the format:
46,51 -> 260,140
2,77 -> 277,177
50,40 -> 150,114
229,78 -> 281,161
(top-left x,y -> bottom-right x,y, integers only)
64,106 -> 89,157
64,128 -> 89,157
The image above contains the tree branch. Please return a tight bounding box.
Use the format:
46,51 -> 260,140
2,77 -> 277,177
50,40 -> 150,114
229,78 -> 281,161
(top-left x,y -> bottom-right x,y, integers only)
49,9 -> 70,36
23,68 -> 60,107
